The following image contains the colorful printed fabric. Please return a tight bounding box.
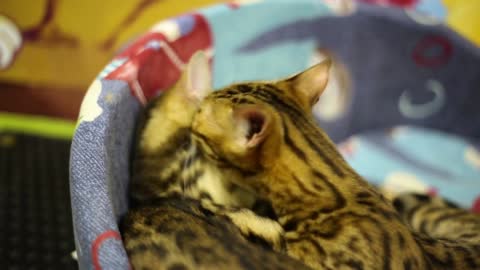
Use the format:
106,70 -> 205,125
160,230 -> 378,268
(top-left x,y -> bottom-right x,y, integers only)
70,1 -> 480,269
338,126 -> 480,212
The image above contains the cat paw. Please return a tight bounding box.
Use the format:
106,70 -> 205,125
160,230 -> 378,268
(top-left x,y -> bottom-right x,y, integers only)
224,209 -> 285,252
198,199 -> 285,251
392,192 -> 457,214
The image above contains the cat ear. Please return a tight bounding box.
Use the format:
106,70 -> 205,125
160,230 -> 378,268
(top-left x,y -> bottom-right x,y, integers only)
284,59 -> 331,108
184,50 -> 212,103
233,105 -> 272,149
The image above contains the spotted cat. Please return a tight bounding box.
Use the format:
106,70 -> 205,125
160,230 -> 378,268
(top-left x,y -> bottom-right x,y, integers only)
392,192 -> 480,243
122,197 -> 311,270
191,59 -> 480,269
122,52 -> 305,269
129,52 -> 285,249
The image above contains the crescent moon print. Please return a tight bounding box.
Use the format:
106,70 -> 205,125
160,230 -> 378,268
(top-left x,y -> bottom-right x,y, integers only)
405,9 -> 441,25
323,0 -> 357,16
398,79 -> 445,119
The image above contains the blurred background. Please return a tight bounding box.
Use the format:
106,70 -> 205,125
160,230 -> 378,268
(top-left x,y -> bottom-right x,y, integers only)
1,0 -> 478,123
0,0 -> 224,121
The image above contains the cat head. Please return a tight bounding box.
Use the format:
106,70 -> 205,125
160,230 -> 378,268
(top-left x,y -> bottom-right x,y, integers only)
191,59 -> 331,173
140,51 -> 212,151
163,50 -> 213,118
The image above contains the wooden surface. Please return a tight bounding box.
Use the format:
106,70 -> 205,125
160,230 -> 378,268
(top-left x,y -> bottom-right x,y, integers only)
0,82 -> 84,120
0,0 -> 222,120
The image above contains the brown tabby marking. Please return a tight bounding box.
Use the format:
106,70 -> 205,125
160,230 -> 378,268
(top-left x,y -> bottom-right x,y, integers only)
393,193 -> 480,242
122,197 -> 311,270
191,60 -> 480,269
123,52 -> 297,269
129,52 -> 285,250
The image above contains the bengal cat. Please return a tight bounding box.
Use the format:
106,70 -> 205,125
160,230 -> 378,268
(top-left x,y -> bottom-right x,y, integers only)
122,197 -> 311,270
129,51 -> 285,249
122,52 -> 307,269
191,59 -> 480,269
392,192 -> 480,243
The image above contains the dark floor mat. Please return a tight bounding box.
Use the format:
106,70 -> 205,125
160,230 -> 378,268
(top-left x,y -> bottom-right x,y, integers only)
0,132 -> 77,269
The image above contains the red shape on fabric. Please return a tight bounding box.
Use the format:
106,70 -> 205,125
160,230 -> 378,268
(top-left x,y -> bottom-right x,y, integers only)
116,32 -> 168,58
359,0 -> 380,3
92,230 -> 122,270
227,2 -> 241,9
104,13 -> 213,103
426,187 -> 438,196
387,0 -> 417,7
137,49 -> 182,100
168,14 -> 212,67
357,0 -> 417,7
412,35 -> 453,67
338,141 -> 355,158
472,196 -> 480,214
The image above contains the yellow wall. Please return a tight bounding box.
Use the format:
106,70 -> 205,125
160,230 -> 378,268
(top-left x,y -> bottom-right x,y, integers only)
1,0 -> 477,91
443,0 -> 480,47
0,0 -> 220,89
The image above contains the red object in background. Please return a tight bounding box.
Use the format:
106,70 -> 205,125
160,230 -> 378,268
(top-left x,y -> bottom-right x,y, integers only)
412,35 -> 453,68
105,13 -> 213,103
106,32 -> 182,103
358,0 -> 417,8
472,196 -> 480,214
426,187 -> 438,196
388,0 -> 417,7
227,2 -> 241,9
338,140 -> 356,158
0,82 -> 84,120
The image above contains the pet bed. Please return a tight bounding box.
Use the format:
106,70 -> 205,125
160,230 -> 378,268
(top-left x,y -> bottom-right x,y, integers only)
70,1 -> 480,269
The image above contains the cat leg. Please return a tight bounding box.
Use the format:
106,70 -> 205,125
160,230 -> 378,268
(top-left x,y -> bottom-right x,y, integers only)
199,199 -> 286,252
392,192 -> 480,242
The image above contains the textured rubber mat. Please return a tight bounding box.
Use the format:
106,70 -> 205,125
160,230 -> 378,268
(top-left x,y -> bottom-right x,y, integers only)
0,132 -> 77,269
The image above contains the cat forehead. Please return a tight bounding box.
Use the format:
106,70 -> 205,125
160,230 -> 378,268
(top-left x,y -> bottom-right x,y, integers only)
202,82 -> 310,125
209,82 -> 287,102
